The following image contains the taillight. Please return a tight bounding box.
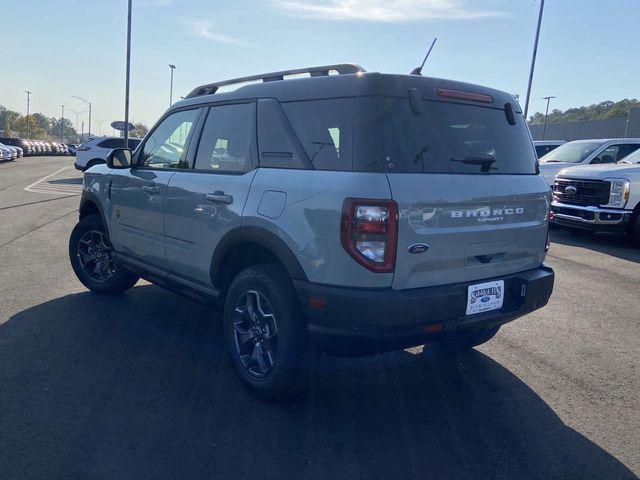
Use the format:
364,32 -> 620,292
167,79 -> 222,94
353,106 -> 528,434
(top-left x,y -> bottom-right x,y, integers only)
77,146 -> 91,151
341,199 -> 398,273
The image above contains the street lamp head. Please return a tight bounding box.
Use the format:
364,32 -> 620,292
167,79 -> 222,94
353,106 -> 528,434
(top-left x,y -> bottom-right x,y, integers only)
169,64 -> 176,69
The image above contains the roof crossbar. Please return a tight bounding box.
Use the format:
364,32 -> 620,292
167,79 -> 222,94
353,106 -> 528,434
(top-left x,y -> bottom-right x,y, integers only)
185,63 -> 366,98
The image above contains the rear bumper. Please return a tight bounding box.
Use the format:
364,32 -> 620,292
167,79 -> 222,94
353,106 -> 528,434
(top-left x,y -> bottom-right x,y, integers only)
551,202 -> 632,233
294,265 -> 554,355
74,162 -> 86,171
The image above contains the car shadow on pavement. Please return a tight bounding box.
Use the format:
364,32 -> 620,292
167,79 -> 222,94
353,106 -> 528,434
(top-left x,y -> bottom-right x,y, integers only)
1,285 -> 637,480
551,228 -> 640,263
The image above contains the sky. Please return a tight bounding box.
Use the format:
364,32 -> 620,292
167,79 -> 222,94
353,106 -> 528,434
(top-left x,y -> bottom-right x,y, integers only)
2,0 -> 639,131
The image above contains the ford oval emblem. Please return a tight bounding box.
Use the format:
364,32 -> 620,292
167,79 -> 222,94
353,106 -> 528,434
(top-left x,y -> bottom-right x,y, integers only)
407,243 -> 430,254
565,185 -> 578,195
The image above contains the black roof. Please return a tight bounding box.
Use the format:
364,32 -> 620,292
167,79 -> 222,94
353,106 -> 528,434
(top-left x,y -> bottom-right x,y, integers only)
171,66 -> 518,113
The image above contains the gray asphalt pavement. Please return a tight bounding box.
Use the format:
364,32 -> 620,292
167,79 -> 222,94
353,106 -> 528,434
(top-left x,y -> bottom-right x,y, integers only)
1,157 -> 638,480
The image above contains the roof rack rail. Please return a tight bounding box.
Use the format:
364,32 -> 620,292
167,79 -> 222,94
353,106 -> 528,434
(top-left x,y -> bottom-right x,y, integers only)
185,63 -> 366,98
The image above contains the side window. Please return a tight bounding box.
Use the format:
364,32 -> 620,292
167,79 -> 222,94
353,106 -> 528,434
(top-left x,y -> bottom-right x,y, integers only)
257,98 -> 308,169
281,98 -> 353,171
591,145 -> 620,164
194,103 -> 255,173
139,109 -> 199,169
616,144 -> 640,161
98,138 -> 123,149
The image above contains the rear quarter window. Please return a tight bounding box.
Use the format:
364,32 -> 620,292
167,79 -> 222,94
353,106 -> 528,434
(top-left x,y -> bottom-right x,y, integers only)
355,97 -> 537,175
281,98 -> 353,171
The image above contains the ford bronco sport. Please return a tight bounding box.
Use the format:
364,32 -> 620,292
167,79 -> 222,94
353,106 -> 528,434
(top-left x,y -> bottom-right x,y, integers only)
69,64 -> 554,399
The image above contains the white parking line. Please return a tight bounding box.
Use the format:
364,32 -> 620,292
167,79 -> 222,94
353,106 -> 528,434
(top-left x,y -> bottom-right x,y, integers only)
24,166 -> 83,196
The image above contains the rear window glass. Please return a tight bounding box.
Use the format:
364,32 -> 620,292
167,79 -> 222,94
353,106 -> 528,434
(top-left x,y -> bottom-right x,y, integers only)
281,99 -> 353,171
355,97 -> 537,174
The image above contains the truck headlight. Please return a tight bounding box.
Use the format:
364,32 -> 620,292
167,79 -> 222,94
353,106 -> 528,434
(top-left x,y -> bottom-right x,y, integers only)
604,179 -> 630,208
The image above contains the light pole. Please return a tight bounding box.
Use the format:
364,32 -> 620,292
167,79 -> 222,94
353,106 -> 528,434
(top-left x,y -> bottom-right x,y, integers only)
71,96 -> 92,138
523,0 -> 546,121
96,120 -> 110,136
124,0 -> 133,149
66,108 -> 87,141
542,95 -> 556,140
169,64 -> 176,106
25,90 -> 32,138
60,105 -> 65,142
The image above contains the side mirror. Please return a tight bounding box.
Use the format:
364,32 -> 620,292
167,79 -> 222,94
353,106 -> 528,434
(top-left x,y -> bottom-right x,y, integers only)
106,148 -> 132,169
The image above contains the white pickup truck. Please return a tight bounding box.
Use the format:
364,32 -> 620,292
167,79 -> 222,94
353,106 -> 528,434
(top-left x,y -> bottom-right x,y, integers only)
550,148 -> 640,243
539,138 -> 640,185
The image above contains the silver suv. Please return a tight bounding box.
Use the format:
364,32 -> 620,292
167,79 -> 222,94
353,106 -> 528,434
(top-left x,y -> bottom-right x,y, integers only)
69,64 -> 554,399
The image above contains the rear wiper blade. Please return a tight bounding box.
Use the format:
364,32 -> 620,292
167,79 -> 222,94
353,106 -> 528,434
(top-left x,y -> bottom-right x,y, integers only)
450,156 -> 496,172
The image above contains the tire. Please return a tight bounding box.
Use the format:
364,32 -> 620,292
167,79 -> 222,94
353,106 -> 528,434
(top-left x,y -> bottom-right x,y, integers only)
69,214 -> 139,294
426,326 -> 500,355
223,264 -> 307,400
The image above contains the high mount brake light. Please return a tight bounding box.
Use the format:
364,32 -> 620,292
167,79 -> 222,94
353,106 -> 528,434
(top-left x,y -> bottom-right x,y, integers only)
340,199 -> 398,273
436,88 -> 494,104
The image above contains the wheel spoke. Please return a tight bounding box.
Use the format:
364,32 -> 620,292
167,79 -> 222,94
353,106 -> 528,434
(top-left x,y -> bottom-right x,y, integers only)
255,343 -> 269,373
77,249 -> 94,267
246,291 -> 258,322
233,322 -> 253,346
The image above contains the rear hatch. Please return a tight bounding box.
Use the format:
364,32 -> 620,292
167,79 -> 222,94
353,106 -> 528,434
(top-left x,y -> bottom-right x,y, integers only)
356,94 -> 549,290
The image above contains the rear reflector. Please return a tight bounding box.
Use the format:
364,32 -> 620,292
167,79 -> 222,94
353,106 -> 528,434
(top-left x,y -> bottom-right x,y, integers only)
425,323 -> 444,333
436,88 -> 494,104
308,297 -> 327,310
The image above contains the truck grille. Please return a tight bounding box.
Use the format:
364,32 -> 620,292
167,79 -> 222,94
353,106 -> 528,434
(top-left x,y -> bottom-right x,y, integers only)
553,178 -> 611,206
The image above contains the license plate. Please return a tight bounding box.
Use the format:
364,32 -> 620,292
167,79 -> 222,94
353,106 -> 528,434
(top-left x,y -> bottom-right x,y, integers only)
466,280 -> 505,316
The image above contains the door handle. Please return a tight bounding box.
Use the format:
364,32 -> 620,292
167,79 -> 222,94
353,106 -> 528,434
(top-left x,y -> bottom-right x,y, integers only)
142,185 -> 160,195
205,191 -> 233,205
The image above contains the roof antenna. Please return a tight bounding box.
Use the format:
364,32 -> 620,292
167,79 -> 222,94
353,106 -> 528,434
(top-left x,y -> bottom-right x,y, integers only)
411,38 -> 438,76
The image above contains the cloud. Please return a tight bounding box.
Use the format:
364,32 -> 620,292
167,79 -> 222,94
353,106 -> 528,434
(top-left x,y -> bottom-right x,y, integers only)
270,0 -> 503,22
184,19 -> 250,46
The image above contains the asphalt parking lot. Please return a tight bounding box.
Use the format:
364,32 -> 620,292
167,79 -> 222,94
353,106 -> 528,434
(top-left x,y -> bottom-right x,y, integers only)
1,157 -> 639,480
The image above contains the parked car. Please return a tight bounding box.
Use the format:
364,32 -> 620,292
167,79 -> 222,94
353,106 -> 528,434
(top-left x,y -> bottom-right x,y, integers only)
550,149 -> 640,242
539,139 -> 640,185
533,140 -> 565,158
68,64 -> 555,399
0,137 -> 32,156
0,143 -> 17,161
24,141 -> 35,155
74,136 -> 142,170
65,144 -> 77,156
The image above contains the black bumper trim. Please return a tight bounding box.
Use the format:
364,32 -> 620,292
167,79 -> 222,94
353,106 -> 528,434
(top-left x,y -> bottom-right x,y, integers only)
294,265 -> 554,353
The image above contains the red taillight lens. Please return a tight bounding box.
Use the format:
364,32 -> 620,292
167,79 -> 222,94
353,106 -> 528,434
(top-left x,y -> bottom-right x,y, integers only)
77,146 -> 91,151
340,198 -> 398,273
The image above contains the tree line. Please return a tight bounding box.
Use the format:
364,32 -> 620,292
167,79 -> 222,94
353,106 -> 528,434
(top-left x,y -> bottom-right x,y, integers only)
0,105 -> 149,141
528,98 -> 640,125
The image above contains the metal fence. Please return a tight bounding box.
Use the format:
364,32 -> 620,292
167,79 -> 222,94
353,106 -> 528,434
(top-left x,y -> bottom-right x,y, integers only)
529,108 -> 640,141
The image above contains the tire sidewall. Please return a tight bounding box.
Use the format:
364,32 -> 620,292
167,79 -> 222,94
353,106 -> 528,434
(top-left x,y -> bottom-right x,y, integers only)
69,215 -> 137,293
223,265 -> 306,399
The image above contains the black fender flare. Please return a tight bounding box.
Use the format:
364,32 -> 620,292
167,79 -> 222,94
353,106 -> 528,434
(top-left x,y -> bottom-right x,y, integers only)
78,190 -> 111,237
211,226 -> 308,284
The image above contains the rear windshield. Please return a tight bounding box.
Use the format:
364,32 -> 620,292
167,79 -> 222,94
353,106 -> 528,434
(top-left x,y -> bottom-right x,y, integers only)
355,97 -> 536,174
